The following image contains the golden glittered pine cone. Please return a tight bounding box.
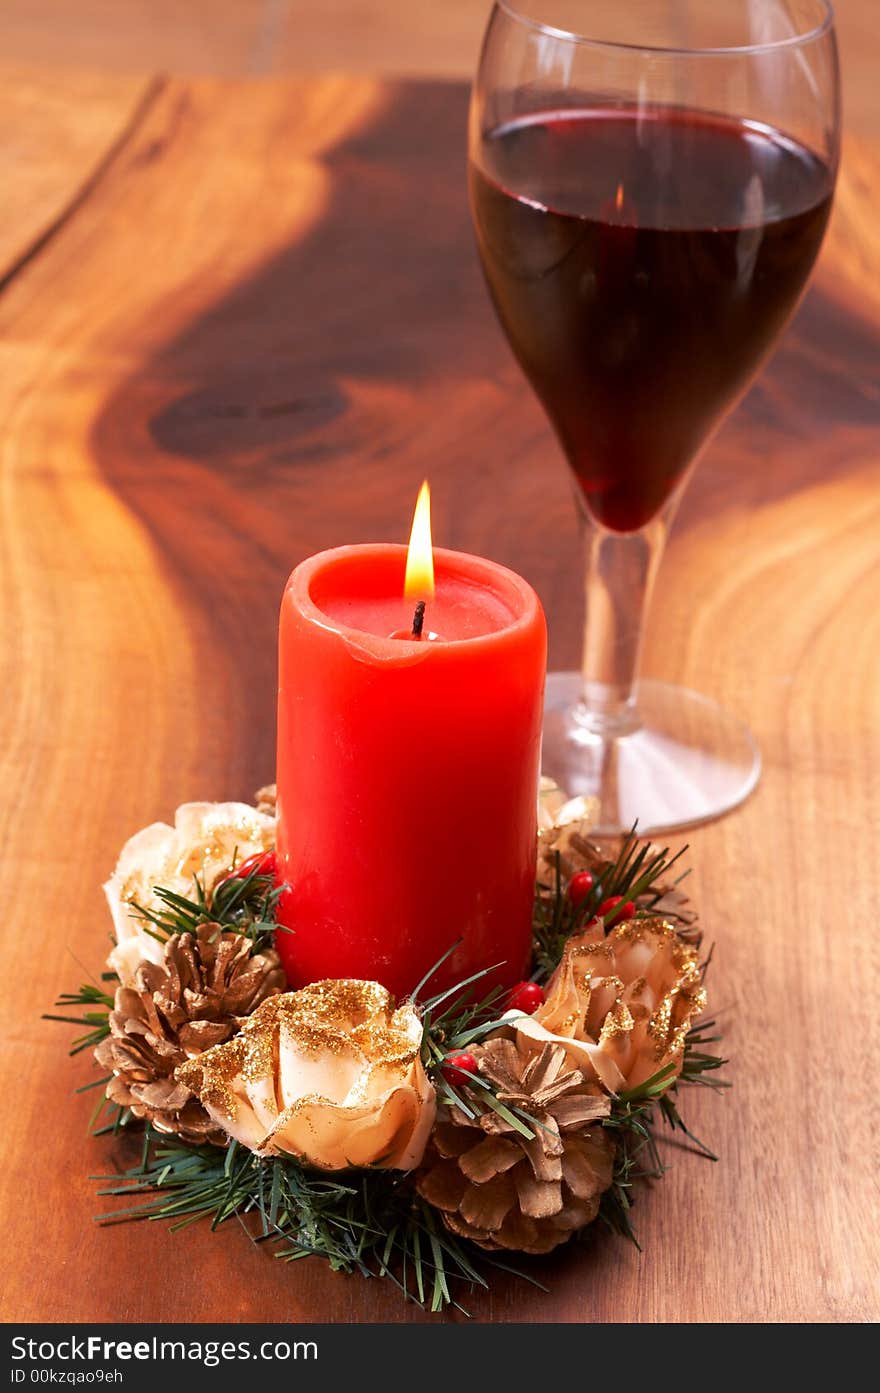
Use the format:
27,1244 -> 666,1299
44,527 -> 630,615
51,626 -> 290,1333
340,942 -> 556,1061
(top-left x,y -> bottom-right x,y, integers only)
416,1037 -> 614,1255
94,925 -> 286,1145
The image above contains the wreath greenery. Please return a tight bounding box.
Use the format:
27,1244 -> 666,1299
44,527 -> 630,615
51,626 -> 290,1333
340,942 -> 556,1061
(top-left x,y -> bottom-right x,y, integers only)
49,821 -> 726,1314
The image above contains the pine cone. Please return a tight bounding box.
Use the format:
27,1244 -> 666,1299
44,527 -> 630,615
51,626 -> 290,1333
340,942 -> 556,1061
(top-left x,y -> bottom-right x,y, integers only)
416,1037 -> 615,1254
95,926 -> 286,1144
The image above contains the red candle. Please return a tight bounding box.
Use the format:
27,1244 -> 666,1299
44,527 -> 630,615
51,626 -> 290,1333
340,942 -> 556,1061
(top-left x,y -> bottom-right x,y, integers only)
274,500 -> 546,999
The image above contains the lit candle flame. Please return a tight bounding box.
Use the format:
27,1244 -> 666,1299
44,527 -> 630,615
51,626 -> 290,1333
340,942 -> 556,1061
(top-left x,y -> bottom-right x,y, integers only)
404,480 -> 435,601
615,182 -> 624,213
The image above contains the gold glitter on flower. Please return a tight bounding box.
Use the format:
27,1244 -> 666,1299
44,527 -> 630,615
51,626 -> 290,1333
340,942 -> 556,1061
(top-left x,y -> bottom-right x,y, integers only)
511,917 -> 706,1094
104,801 -> 276,984
176,980 -> 436,1171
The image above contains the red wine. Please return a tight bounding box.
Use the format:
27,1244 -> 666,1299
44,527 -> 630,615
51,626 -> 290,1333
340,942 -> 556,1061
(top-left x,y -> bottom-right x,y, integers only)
470,108 -> 833,531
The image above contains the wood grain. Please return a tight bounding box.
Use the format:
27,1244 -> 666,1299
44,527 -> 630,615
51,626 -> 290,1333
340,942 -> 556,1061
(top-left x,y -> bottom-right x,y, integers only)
0,1 -> 487,82
0,63 -> 878,1324
1,1 -> 878,132
0,65 -> 157,285
0,1 -> 272,78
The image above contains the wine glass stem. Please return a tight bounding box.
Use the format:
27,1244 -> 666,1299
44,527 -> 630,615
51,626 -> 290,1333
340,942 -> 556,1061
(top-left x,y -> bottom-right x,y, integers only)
577,506 -> 669,738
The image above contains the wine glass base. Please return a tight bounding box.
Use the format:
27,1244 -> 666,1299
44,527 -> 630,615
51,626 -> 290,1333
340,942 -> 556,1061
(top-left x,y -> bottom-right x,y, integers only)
542,673 -> 761,836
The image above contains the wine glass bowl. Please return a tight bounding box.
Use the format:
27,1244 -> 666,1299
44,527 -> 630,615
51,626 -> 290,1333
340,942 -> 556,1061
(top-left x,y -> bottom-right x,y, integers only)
469,0 -> 840,833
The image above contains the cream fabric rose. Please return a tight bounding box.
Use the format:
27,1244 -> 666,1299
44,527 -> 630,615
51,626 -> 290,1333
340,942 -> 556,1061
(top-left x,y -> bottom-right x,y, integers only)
104,802 -> 276,984
176,980 -> 437,1171
510,917 -> 706,1095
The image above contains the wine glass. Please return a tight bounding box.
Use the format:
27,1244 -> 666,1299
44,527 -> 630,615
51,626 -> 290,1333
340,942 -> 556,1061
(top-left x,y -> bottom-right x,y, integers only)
468,0 -> 840,833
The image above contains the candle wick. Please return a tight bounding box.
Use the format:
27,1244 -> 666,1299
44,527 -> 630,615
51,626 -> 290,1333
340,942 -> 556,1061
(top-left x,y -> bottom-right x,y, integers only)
411,601 -> 426,639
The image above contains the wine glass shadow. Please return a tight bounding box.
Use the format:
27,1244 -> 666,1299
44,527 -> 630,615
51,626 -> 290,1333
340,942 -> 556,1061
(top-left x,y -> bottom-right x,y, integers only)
88,78 -> 880,790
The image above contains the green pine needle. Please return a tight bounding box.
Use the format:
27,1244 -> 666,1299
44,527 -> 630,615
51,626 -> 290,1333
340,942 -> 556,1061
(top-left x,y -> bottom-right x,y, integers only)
43,983 -> 116,1055
134,864 -> 285,954
598,1018 -> 728,1239
94,1127 -> 530,1314
49,828 -> 728,1310
532,826 -> 692,981
45,863 -> 287,1054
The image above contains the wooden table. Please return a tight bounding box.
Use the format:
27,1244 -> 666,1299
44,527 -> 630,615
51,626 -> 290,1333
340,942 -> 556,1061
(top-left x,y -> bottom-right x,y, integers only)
1,52 -> 878,1323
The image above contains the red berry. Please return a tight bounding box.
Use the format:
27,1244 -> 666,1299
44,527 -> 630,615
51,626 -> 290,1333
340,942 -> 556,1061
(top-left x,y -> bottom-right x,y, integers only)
215,849 -> 277,891
508,980 -> 546,1015
599,895 -> 635,925
442,1052 -> 479,1088
240,850 -> 277,879
567,870 -> 595,906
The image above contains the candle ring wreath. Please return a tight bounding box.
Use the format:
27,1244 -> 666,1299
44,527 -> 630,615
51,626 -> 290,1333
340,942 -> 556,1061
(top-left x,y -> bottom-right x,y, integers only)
49,779 -> 727,1314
